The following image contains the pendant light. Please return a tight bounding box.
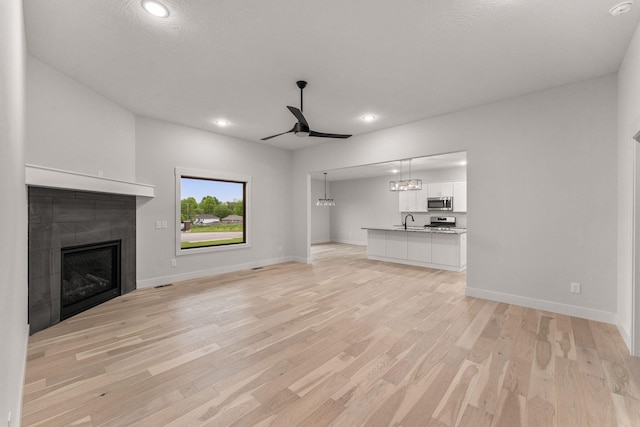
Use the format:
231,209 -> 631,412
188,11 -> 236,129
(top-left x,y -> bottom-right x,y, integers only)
317,173 -> 335,206
389,159 -> 422,191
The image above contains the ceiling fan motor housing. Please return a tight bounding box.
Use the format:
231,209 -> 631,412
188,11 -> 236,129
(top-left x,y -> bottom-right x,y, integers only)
293,121 -> 310,137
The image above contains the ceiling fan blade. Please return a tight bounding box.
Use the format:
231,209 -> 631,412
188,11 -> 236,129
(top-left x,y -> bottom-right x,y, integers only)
261,126 -> 295,141
309,130 -> 352,139
286,106 -> 309,128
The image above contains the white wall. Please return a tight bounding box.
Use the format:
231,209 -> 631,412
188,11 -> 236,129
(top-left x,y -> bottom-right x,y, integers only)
135,117 -> 294,287
26,55 -> 136,181
0,0 -> 28,424
310,178 -> 331,244
617,21 -> 640,353
293,75 -> 618,323
328,167 -> 466,245
330,175 -> 399,245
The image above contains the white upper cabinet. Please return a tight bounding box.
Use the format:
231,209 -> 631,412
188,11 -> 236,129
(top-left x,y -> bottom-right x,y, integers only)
399,181 -> 465,213
399,188 -> 428,212
427,182 -> 453,198
452,181 -> 467,212
398,190 -> 416,212
415,188 -> 429,211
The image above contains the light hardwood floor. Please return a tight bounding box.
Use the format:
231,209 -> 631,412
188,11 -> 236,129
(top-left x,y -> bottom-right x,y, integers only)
22,243 -> 640,426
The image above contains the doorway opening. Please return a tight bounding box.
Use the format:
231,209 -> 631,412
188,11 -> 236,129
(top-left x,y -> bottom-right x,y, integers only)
308,151 -> 467,267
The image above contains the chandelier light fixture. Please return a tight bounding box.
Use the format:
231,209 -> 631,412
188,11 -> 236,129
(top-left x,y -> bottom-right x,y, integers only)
317,173 -> 335,206
389,159 -> 422,191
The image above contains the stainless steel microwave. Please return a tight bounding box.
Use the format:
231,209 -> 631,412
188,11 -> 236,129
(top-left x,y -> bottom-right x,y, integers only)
427,197 -> 453,211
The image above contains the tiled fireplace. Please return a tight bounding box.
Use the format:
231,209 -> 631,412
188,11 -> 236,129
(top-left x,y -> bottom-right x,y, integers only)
28,187 -> 136,334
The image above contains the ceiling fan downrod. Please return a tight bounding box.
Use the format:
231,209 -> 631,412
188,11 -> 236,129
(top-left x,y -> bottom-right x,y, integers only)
297,80 -> 307,112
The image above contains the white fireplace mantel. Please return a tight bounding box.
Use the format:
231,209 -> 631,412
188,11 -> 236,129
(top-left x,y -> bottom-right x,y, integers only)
25,164 -> 155,197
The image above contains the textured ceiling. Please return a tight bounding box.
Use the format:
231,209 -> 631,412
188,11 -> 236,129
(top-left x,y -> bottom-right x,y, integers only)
24,0 -> 640,150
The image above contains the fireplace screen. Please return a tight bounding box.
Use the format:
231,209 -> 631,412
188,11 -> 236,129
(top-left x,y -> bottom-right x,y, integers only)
61,240 -> 121,320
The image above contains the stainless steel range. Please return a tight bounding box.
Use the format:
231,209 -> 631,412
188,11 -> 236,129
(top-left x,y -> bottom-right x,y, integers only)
424,216 -> 456,230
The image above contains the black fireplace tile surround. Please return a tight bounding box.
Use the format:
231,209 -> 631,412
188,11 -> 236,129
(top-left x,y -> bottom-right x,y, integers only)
28,187 -> 136,334
53,196 -> 97,223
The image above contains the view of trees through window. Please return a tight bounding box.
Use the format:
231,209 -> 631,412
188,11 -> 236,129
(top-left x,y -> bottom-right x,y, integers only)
180,176 -> 246,249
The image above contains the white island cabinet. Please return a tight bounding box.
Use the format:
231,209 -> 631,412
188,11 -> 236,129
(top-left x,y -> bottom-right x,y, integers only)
408,232 -> 431,262
364,228 -> 466,272
386,232 -> 408,259
367,230 -> 387,257
432,233 -> 461,266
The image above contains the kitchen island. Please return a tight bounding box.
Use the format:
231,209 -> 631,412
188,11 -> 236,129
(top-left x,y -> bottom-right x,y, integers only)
363,226 -> 467,272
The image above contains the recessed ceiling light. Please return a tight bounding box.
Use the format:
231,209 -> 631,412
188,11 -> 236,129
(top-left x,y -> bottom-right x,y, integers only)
362,114 -> 376,122
214,119 -> 230,127
141,0 -> 170,18
609,1 -> 633,16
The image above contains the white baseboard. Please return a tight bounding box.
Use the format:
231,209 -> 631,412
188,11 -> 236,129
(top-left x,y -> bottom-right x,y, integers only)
465,287 -> 617,324
311,239 -> 331,244
332,239 -> 366,246
616,315 -> 634,355
136,256 -> 296,289
368,255 -> 465,272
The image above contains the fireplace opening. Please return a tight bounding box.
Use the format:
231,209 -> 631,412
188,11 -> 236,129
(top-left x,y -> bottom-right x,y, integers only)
61,240 -> 121,320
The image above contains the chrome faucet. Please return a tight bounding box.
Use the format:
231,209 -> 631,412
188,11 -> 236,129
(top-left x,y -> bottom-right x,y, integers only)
403,213 -> 415,230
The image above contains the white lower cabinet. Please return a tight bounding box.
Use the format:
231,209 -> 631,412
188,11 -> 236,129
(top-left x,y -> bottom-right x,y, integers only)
408,232 -> 431,262
386,232 -> 408,259
365,229 -> 466,272
367,230 -> 387,257
431,233 -> 459,266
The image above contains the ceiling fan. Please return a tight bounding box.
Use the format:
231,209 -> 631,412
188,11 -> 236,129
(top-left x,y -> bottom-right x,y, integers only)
261,80 -> 352,141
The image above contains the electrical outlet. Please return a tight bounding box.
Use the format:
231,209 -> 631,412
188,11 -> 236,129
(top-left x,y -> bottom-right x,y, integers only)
170,259 -> 177,268
161,220 -> 168,229
571,282 -> 581,294
155,220 -> 161,229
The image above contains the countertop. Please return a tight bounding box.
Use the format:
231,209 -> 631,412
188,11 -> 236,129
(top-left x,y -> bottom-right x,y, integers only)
362,226 -> 467,235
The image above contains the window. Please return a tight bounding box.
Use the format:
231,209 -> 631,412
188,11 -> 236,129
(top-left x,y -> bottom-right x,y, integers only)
175,168 -> 251,255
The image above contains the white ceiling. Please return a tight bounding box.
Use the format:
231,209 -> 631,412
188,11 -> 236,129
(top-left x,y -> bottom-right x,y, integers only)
23,0 -> 640,151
